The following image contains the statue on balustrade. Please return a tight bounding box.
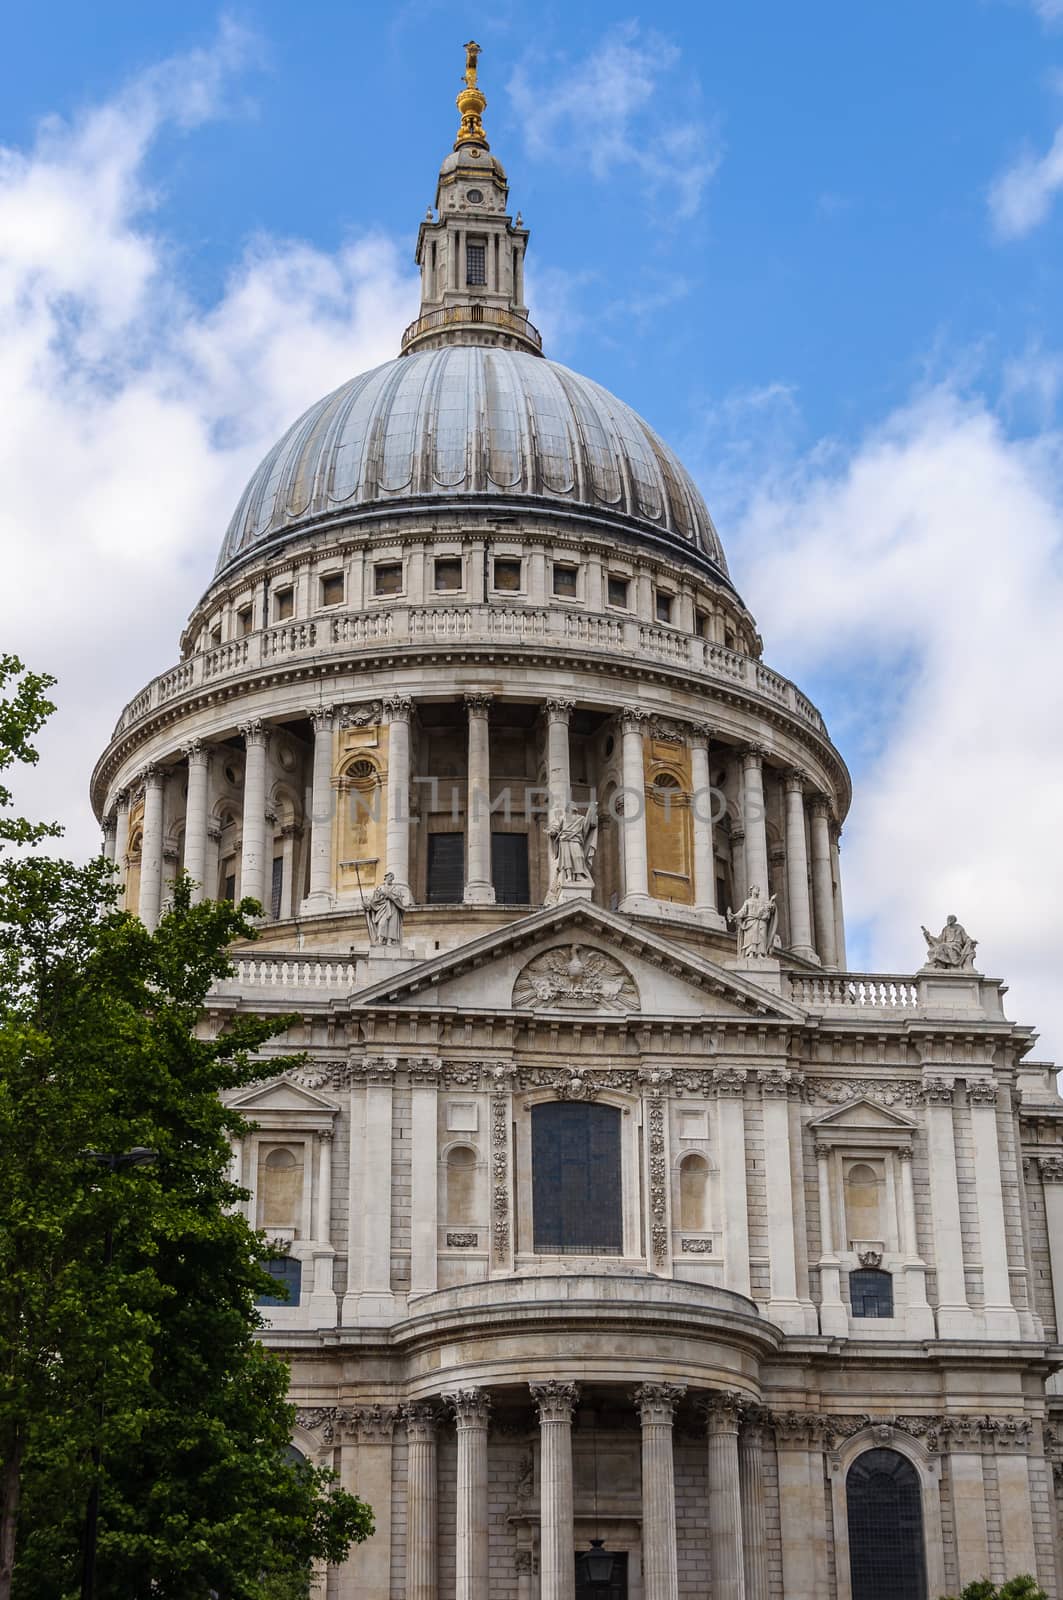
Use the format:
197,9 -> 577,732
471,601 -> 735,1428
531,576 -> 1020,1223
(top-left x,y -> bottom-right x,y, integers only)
921,913 -> 978,972
367,872 -> 408,946
545,800 -> 598,901
727,883 -> 779,960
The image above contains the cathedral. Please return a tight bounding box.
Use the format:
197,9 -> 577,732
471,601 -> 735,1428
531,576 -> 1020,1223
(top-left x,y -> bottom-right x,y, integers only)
91,43 -> 1063,1600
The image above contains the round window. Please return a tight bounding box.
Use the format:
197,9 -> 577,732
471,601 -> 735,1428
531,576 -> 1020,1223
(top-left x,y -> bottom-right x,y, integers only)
466,188 -> 484,203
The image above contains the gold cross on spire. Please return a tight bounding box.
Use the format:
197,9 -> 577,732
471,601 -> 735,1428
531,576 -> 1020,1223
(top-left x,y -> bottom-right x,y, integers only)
455,40 -> 488,148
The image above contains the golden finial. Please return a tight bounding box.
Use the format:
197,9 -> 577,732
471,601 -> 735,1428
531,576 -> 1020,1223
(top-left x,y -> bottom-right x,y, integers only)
455,39 -> 488,149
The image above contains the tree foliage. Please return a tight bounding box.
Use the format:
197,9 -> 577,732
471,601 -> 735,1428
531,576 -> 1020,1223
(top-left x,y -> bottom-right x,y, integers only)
939,1578 -> 1048,1600
0,657 -> 372,1597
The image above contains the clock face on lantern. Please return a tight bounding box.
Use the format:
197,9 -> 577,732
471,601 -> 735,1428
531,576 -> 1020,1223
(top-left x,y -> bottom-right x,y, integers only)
466,188 -> 484,203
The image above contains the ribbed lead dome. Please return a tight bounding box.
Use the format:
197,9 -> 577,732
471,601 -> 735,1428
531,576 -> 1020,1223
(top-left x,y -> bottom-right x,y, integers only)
216,347 -> 727,579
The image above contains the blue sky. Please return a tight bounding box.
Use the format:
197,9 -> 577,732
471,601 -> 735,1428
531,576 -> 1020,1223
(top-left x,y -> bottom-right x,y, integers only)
1,4 -> 1062,1051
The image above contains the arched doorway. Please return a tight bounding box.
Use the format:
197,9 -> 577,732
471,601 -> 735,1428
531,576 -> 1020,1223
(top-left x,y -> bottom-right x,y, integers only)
846,1448 -> 927,1600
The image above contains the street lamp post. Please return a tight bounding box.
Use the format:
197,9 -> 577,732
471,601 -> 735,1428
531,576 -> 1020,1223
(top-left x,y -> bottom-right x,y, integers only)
79,1148 -> 158,1600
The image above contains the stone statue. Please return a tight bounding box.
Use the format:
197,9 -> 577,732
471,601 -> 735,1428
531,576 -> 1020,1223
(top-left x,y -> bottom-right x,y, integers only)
546,800 -> 598,895
367,872 -> 408,947
921,914 -> 978,972
727,883 -> 779,960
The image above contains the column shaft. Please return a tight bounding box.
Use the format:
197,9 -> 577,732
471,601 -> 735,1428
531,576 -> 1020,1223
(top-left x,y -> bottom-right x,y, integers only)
445,1391 -> 489,1600
239,722 -> 270,908
183,742 -> 210,902
464,696 -> 494,904
306,707 -> 335,908
385,697 -> 412,896
830,825 -> 847,968
138,768 -> 165,931
635,1385 -> 684,1600
690,729 -> 718,913
620,711 -> 649,903
404,1407 -> 438,1600
706,1398 -> 746,1600
783,773 -> 815,957
113,789 -> 131,898
531,1382 -> 579,1600
809,800 -> 837,968
739,1416 -> 769,1600
545,699 -> 573,812
815,1144 -> 847,1335
315,1130 -> 332,1244
739,749 -> 769,898
410,1076 -> 439,1295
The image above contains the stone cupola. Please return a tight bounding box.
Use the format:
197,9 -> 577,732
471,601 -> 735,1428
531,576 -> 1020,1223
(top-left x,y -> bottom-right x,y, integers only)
402,42 -> 540,357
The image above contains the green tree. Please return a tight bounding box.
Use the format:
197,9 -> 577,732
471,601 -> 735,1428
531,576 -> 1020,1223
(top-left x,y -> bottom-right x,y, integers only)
0,657 -> 372,1598
939,1578 -> 1048,1600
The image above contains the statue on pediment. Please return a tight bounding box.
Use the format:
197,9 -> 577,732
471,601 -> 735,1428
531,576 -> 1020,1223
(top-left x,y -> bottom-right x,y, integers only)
921,914 -> 977,972
727,883 -> 778,960
367,872 -> 408,946
545,800 -> 598,901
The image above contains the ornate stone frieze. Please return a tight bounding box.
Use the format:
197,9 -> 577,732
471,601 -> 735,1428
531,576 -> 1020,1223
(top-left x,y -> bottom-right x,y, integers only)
295,1405 -> 348,1443
639,1066 -> 674,1093
647,718 -> 684,745
530,1381 -> 580,1422
492,1090 -> 510,1264
681,1238 -> 713,1253
401,1402 -> 439,1441
446,1232 -> 478,1248
647,1092 -> 668,1267
700,1391 -> 745,1432
920,1077 -> 957,1105
512,946 -> 640,1013
805,1077 -> 919,1108
408,1055 -> 443,1085
758,1068 -> 804,1099
967,1079 -> 998,1106
337,700 -> 382,728
343,1055 -> 399,1084
289,1062 -> 333,1091
768,1410 -> 1034,1455
634,1383 -> 686,1422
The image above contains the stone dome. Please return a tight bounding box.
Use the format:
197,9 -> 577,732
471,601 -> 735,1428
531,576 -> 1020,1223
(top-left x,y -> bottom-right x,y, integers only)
215,346 -> 728,581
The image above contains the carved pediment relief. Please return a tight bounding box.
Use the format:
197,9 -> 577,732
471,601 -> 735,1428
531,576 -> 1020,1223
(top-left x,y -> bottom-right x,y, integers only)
227,1078 -> 338,1116
809,1098 -> 917,1132
512,944 -> 640,1013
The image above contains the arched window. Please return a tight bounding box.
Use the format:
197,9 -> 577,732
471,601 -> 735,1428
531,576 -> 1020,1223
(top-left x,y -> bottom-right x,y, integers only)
259,1144 -> 304,1230
845,1160 -> 884,1241
850,1268 -> 893,1318
446,1145 -> 478,1224
679,1153 -> 710,1231
531,1102 -> 622,1255
846,1448 -> 926,1600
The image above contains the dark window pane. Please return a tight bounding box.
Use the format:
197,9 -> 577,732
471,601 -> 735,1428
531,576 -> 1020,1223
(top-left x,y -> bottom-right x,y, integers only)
850,1268 -> 894,1317
492,833 -> 529,904
256,1256 -> 302,1307
553,564 -> 578,598
274,588 -> 294,620
223,870 -> 236,904
427,832 -> 465,903
607,575 -> 629,608
434,557 -> 463,591
270,856 -> 284,920
374,562 -> 403,596
532,1102 -> 622,1255
655,592 -> 673,623
493,558 -> 522,592
321,573 -> 344,606
466,242 -> 487,285
847,1449 -> 926,1600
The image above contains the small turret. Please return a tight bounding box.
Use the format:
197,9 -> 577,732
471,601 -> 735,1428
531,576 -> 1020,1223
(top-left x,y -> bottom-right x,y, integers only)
401,42 -> 542,358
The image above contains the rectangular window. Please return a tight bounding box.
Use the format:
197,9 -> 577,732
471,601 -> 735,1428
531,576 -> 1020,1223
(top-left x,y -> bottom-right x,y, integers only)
532,1102 -> 623,1255
274,587 -> 294,621
237,605 -> 254,636
255,1256 -> 302,1307
466,241 -> 487,286
374,562 -> 403,597
426,832 -> 465,903
694,608 -> 711,639
491,833 -> 530,905
222,863 -> 236,904
655,591 -> 674,624
493,557 -> 522,592
320,572 -> 344,607
607,575 -> 630,609
270,856 -> 284,921
209,624 -> 223,648
552,563 -> 578,599
724,627 -> 737,652
434,557 -> 463,592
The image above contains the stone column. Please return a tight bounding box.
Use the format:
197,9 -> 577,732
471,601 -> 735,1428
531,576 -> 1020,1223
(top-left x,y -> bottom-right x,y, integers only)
531,1381 -> 579,1600
704,1393 -> 746,1600
410,1060 -> 440,1295
205,825 -> 222,901
305,706 -> 336,911
760,1071 -> 803,1332
464,694 -> 494,904
182,740 -> 211,903
619,709 -> 649,905
280,823 -> 301,918
830,824 -> 847,969
113,788 -> 131,896
1039,1157 -> 1063,1339
968,1080 -> 1021,1336
384,696 -> 413,898
815,1143 -> 847,1335
739,747 -> 769,898
445,1389 -> 490,1600
808,797 -> 837,968
239,721 -> 270,909
689,725 -> 718,915
403,1404 -> 439,1600
635,1383 -> 685,1600
922,1076 -> 973,1336
138,766 -> 166,931
783,772 -> 815,959
730,824 -> 747,905
102,812 -> 117,862
544,698 -> 574,813
738,1407 -> 769,1600
714,1070 -> 751,1297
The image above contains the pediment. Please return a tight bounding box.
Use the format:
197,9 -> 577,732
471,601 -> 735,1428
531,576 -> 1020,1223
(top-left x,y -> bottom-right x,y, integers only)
228,1078 -> 338,1115
352,901 -> 805,1022
808,1098 -> 917,1133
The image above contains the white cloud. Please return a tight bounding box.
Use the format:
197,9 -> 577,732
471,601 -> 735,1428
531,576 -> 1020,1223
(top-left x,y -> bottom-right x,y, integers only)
989,125 -> 1063,237
0,32 -> 418,855
730,385 -> 1063,1059
1031,0 -> 1063,20
508,22 -> 721,219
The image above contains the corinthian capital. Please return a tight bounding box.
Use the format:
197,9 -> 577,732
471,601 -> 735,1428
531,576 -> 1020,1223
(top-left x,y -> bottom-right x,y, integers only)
443,1389 -> 491,1429
530,1381 -> 580,1423
633,1383 -> 686,1424
383,695 -> 413,723
239,719 -> 270,749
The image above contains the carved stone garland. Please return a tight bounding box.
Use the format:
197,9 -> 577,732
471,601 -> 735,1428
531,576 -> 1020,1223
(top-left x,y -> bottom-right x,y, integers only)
647,1091 -> 668,1267
492,1090 -> 510,1265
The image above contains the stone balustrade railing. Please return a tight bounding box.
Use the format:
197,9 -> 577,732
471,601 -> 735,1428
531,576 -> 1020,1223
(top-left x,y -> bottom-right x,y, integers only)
221,956 -> 359,991
110,604 -> 828,740
787,973 -> 922,1011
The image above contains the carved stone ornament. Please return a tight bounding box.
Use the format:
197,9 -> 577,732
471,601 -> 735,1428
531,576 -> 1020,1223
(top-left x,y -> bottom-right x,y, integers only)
648,1095 -> 668,1266
857,1246 -> 884,1268
921,1077 -> 956,1105
401,1402 -> 439,1441
634,1383 -> 686,1422
967,1079 -> 998,1106
446,1232 -> 478,1249
382,695 -> 413,723
515,1549 -> 534,1575
711,1067 -> 748,1098
346,1055 -> 398,1084
337,700 -> 382,728
512,945 -> 639,1013
1040,1156 -> 1063,1183
350,1404 -> 400,1442
806,1077 -> 919,1109
295,1405 -> 347,1443
681,1238 -> 713,1253
289,1062 -> 332,1091
921,914 -> 978,972
530,1381 -> 580,1423
758,1068 -> 803,1099
444,1389 -> 491,1428
492,1092 -> 511,1264
700,1391 -> 745,1433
